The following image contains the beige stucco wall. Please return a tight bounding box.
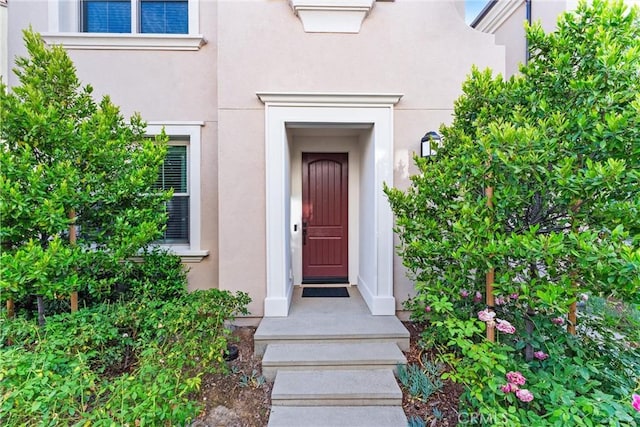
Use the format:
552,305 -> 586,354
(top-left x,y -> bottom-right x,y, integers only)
1,1 -> 7,83
216,0 -> 505,316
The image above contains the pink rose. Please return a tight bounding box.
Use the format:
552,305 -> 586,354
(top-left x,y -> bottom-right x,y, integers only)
496,319 -> 516,334
460,289 -> 469,298
510,293 -> 519,300
425,306 -> 431,313
552,317 -> 565,325
506,371 -> 526,386
632,394 -> 640,412
534,351 -> 549,360
474,291 -> 482,303
516,389 -> 534,402
478,309 -> 496,322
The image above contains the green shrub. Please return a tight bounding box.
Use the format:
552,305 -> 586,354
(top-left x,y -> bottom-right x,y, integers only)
116,248 -> 189,301
0,289 -> 251,425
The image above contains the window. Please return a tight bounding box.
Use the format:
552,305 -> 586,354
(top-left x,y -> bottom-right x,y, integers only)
154,144 -> 189,244
82,0 -> 188,34
145,122 -> 207,262
44,0 -> 204,51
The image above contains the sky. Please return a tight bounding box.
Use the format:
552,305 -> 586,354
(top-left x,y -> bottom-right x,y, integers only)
465,0 -> 491,24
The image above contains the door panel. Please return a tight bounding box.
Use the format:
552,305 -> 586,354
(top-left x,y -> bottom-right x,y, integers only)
302,153 -> 348,283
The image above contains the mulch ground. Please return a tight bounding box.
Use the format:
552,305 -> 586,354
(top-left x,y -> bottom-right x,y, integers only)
402,322 -> 464,426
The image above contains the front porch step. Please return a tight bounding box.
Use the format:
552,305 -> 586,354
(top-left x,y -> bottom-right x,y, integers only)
267,406 -> 408,427
254,314 -> 410,356
271,369 -> 402,406
262,342 -> 406,381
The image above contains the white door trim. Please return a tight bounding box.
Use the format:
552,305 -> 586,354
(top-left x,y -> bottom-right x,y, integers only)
257,92 -> 402,317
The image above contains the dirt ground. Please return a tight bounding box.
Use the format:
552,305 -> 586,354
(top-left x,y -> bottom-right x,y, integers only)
402,322 -> 464,426
192,323 -> 463,427
191,327 -> 272,427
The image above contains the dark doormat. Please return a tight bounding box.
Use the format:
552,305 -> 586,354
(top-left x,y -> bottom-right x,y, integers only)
302,287 -> 350,298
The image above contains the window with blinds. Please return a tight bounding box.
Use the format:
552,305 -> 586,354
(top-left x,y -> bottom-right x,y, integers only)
154,145 -> 189,244
82,0 -> 188,34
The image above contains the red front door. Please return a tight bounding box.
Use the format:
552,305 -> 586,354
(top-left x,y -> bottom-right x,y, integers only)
302,153 -> 349,283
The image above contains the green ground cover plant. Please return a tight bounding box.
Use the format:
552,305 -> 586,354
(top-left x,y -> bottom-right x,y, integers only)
0,289 -> 251,425
386,1 -> 640,425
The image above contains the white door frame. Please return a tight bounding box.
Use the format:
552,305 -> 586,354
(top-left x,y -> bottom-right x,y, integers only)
257,92 -> 403,317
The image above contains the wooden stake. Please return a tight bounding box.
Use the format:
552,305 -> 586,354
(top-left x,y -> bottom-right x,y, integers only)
6,299 -> 15,318
567,201 -> 581,335
568,301 -> 577,335
485,186 -> 495,342
69,209 -> 78,313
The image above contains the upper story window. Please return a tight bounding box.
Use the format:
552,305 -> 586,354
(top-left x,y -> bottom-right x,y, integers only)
82,0 -> 188,34
43,0 -> 204,50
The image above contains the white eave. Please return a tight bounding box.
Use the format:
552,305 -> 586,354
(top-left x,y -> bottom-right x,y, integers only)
473,0 -> 524,34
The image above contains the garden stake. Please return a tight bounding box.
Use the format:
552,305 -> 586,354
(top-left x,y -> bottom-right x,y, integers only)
69,209 -> 78,313
6,299 -> 15,318
567,200 -> 581,335
485,185 -> 495,343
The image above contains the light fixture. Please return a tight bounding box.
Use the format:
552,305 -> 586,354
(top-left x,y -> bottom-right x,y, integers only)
420,131 -> 441,158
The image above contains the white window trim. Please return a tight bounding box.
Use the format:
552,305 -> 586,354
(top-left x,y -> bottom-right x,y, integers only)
44,0 -> 205,51
147,121 -> 208,263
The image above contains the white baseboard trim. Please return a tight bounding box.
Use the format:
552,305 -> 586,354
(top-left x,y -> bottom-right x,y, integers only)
264,284 -> 294,317
357,276 -> 396,316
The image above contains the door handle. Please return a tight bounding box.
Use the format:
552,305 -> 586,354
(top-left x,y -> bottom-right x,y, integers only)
302,221 -> 307,245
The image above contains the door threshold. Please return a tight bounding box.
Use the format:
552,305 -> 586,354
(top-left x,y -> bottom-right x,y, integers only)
299,283 -> 354,288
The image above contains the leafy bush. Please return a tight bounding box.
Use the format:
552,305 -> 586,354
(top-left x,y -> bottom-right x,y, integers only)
386,0 -> 640,424
114,248 -> 189,301
0,289 -> 251,425
0,29 -> 170,319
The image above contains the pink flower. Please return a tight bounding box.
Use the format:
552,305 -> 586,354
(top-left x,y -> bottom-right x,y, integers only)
632,394 -> 640,412
500,383 -> 519,393
580,293 -> 589,302
516,389 -> 534,402
552,317 -> 565,325
474,291 -> 482,303
534,351 -> 549,360
425,306 -> 431,313
495,296 -> 507,306
496,319 -> 516,334
460,289 -> 469,298
506,371 -> 526,386
478,309 -> 496,322
510,293 -> 519,300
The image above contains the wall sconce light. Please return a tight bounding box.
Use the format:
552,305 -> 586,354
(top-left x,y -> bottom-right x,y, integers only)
420,131 -> 442,158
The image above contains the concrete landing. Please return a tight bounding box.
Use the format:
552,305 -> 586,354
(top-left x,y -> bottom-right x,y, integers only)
254,287 -> 410,356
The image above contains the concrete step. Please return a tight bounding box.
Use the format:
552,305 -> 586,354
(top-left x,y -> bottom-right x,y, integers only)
267,406 -> 408,427
271,369 -> 402,406
254,314 -> 410,356
262,342 -> 406,381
